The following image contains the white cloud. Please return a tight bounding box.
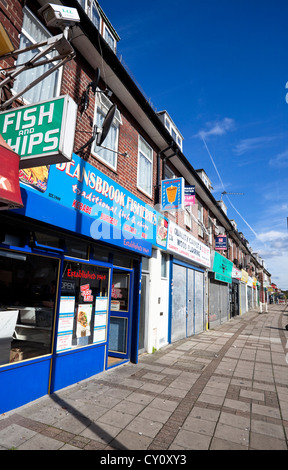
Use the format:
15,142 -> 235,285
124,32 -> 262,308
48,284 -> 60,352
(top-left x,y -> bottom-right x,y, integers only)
233,136 -> 276,155
269,149 -> 288,168
197,118 -> 235,139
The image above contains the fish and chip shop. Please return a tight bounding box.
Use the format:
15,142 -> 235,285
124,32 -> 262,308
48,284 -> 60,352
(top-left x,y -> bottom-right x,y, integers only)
0,150 -> 168,413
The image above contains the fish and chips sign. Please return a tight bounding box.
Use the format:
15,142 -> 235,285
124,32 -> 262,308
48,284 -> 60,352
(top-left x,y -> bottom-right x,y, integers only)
0,95 -> 77,169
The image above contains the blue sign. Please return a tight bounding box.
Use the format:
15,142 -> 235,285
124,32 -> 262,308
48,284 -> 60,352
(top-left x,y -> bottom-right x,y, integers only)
161,178 -> 184,211
215,235 -> 227,250
17,153 -> 168,256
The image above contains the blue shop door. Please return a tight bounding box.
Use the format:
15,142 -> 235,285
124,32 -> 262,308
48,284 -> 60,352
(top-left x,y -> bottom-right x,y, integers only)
107,269 -> 133,367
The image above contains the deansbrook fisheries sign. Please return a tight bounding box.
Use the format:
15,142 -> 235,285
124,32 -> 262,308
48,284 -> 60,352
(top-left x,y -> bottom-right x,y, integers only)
0,95 -> 77,168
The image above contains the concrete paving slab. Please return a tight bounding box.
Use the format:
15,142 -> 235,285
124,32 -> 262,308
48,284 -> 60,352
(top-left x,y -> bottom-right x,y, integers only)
0,305 -> 287,451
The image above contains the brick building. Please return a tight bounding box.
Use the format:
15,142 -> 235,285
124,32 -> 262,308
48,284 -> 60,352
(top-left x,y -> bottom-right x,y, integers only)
0,0 -> 272,413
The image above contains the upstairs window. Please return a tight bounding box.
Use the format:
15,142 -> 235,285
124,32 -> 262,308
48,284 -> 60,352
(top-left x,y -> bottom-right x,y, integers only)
104,25 -> 116,52
137,136 -> 153,197
198,202 -> 204,237
12,7 -> 61,104
91,1 -> 101,30
92,91 -> 122,171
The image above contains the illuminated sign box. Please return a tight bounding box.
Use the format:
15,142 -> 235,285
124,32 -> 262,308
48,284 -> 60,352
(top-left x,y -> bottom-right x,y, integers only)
0,95 -> 77,169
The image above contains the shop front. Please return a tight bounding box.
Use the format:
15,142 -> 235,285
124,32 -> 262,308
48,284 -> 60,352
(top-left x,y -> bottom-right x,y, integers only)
0,153 -> 167,413
240,269 -> 248,315
208,251 -> 233,328
230,266 -> 241,317
167,222 -> 210,342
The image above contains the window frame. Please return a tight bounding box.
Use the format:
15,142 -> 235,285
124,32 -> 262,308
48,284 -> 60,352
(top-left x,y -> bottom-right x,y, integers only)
11,7 -> 62,105
91,91 -> 122,171
103,24 -> 116,52
198,202 -> 204,237
137,135 -> 153,198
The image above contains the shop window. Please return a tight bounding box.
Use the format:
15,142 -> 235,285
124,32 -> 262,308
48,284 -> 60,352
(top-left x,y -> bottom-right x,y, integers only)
33,231 -> 63,250
59,261 -> 109,350
91,246 -> 110,263
113,254 -> 132,268
0,227 -> 27,247
65,239 -> 89,260
0,250 -> 59,366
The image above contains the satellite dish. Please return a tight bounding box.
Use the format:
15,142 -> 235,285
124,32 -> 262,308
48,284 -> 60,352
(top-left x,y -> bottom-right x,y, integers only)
97,104 -> 117,146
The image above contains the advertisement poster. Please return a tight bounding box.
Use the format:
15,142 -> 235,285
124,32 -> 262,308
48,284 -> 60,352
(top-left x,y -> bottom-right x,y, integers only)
93,296 -> 108,344
76,304 -> 92,338
56,296 -> 75,352
215,235 -> 227,250
184,186 -> 195,206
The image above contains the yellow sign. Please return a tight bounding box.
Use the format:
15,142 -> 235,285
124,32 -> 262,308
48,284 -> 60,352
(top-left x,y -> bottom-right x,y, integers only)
241,269 -> 248,283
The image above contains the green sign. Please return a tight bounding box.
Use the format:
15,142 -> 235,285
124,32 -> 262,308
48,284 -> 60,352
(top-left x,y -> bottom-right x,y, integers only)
212,251 -> 233,283
0,95 -> 77,169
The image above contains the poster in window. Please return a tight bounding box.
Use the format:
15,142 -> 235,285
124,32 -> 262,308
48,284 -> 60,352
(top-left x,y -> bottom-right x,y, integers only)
76,304 -> 92,338
57,296 -> 75,352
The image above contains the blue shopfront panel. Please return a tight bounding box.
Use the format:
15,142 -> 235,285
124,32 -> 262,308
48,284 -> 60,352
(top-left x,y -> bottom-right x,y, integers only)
51,344 -> 106,393
0,358 -> 51,414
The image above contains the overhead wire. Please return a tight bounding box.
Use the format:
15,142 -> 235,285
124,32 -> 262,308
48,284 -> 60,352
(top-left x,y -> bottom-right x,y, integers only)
200,135 -> 266,246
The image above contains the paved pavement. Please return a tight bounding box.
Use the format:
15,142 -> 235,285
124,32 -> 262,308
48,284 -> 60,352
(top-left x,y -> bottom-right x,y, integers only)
0,304 -> 287,452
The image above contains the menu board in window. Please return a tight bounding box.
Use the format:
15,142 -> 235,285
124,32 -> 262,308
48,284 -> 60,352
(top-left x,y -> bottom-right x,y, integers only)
93,296 -> 108,344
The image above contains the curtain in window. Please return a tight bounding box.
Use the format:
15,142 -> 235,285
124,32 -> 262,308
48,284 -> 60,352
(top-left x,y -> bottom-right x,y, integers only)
138,137 -> 152,195
13,9 -> 59,103
138,151 -> 152,195
93,109 -> 117,169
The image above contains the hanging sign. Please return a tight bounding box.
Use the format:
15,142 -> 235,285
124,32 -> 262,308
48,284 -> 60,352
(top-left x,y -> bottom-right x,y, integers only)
215,235 -> 227,250
0,95 -> 77,169
212,251 -> 233,283
161,177 -> 184,211
184,185 -> 195,206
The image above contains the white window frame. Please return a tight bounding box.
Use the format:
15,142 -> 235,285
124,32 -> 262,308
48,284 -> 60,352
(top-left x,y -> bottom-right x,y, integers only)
91,90 -> 122,171
184,205 -> 193,229
103,24 -> 116,52
12,7 -> 62,105
198,202 -> 204,237
137,135 -> 153,198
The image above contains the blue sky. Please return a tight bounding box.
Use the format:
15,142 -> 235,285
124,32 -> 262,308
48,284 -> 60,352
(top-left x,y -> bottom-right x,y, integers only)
100,0 -> 288,289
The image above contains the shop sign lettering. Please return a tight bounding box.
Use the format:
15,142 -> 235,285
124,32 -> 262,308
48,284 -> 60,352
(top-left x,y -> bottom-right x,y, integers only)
0,95 -> 77,168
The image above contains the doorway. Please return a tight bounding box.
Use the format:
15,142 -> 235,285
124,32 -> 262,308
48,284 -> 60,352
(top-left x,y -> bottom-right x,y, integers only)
107,268 -> 133,367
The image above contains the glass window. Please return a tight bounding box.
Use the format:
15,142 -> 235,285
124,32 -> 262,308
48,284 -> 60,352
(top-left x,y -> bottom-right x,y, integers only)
12,7 -> 61,104
161,252 -> 168,278
198,202 -> 204,237
91,2 -> 101,30
137,136 -> 153,197
113,254 -> 131,268
184,206 -> 193,229
111,271 -> 129,312
92,93 -> 121,171
61,261 -> 109,349
65,239 -> 89,260
104,26 -> 116,51
0,250 -> 59,366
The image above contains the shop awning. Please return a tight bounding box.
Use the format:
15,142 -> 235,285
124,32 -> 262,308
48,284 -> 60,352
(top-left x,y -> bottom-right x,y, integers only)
0,135 -> 23,210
